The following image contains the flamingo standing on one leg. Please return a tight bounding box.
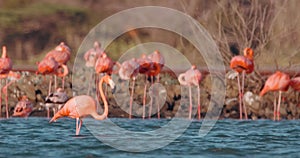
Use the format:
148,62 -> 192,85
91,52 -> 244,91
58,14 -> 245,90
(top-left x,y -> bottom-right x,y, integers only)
178,65 -> 202,120
84,41 -> 103,95
137,54 -> 152,119
260,71 -> 290,121
147,50 -> 165,119
118,58 -> 139,119
44,42 -> 71,90
12,96 -> 33,118
230,47 -> 254,120
49,75 -> 116,135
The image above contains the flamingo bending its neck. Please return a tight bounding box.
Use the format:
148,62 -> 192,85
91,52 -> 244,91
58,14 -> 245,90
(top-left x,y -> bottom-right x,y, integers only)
260,71 -> 290,121
49,75 -> 116,135
178,65 -> 202,120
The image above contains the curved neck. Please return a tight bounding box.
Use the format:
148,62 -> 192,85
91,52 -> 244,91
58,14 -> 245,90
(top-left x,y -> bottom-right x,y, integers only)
56,65 -> 69,77
92,77 -> 108,120
178,73 -> 188,86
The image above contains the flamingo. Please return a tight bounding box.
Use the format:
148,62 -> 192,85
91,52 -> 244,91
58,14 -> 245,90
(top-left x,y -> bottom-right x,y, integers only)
84,41 -> 103,68
230,47 -> 254,120
147,50 -> 165,119
12,96 -> 33,117
44,42 -> 71,89
45,87 -> 69,118
118,58 -> 139,119
178,65 -> 202,120
84,41 -> 104,95
260,71 -> 290,121
49,75 -> 116,135
0,46 -> 21,118
137,54 -> 152,119
37,57 -> 69,95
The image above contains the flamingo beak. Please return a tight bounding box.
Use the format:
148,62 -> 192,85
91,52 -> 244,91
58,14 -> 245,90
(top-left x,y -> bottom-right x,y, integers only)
108,79 -> 116,94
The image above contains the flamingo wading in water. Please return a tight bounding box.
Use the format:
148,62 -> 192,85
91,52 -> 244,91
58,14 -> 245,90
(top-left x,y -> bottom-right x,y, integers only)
260,71 -> 290,121
147,50 -> 165,119
118,58 -> 139,119
178,65 -> 202,120
49,75 -> 116,135
230,47 -> 254,120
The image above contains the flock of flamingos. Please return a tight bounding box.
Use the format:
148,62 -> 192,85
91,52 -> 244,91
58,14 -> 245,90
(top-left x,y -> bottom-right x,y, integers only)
1,41 -> 300,135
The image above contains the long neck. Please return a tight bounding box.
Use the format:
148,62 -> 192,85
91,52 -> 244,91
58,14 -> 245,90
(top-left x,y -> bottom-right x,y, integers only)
178,73 -> 188,86
2,46 -> 6,58
91,77 -> 108,120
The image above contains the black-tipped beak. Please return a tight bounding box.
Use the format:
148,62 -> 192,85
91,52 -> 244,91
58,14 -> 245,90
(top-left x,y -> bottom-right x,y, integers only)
111,86 -> 116,94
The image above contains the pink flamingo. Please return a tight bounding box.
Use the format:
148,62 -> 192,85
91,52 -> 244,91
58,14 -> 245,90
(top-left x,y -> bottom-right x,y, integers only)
178,65 -> 202,120
49,75 -> 116,135
12,96 -> 33,117
84,41 -> 104,95
37,57 -> 68,95
0,46 -> 21,118
44,42 -> 71,89
147,50 -> 165,119
230,47 -> 254,120
118,58 -> 139,119
260,71 -> 290,121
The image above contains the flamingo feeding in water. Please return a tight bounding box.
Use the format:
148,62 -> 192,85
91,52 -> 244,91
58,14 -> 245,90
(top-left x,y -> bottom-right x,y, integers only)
147,50 -> 165,119
37,57 -> 69,95
230,47 -> 254,120
49,75 -> 116,135
118,58 -> 139,119
44,42 -> 71,89
178,65 -> 202,120
260,71 -> 290,121
45,87 -> 69,118
12,96 -> 33,117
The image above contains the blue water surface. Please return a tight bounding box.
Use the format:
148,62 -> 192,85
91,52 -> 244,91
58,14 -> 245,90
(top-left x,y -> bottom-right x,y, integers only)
0,117 -> 300,158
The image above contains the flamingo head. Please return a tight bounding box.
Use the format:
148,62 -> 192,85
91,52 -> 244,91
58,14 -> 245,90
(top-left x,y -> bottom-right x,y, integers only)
94,41 -> 101,48
243,47 -> 253,60
103,75 -> 116,94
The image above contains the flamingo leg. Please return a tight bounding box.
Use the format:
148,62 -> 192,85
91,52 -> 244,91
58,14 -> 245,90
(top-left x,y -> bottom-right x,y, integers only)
273,94 -> 277,121
48,76 -> 53,95
62,76 -> 65,90
197,85 -> 201,120
142,76 -> 147,119
5,79 -> 8,118
237,74 -> 243,120
188,85 -> 192,120
76,118 -> 82,135
242,71 -> 248,120
148,76 -> 154,119
129,78 -> 135,119
0,79 -> 2,118
277,91 -> 282,121
156,74 -> 160,119
54,75 -> 57,90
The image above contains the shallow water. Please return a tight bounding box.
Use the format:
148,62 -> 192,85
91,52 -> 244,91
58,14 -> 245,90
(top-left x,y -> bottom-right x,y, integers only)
1,117 -> 300,157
